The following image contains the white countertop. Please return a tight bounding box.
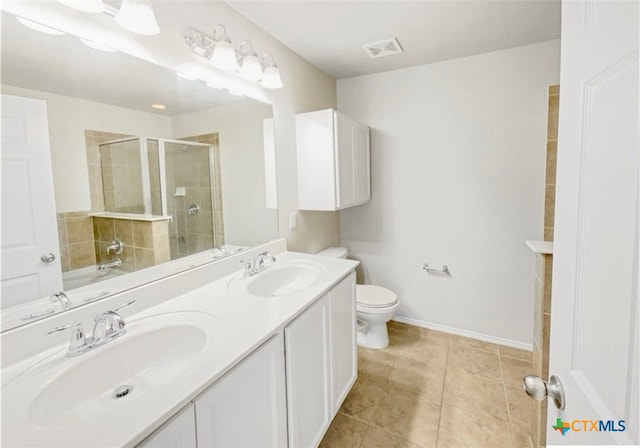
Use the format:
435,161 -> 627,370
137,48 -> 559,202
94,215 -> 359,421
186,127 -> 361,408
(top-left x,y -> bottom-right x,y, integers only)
1,248 -> 358,447
526,240 -> 554,254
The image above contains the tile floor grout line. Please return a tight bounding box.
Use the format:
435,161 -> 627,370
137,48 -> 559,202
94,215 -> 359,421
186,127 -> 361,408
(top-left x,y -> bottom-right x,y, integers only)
434,336 -> 451,448
499,349 -> 518,448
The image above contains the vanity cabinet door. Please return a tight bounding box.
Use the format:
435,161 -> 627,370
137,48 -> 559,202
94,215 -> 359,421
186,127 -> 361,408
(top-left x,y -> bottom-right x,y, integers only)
329,272 -> 357,414
194,333 -> 288,448
137,403 -> 196,448
285,294 -> 332,448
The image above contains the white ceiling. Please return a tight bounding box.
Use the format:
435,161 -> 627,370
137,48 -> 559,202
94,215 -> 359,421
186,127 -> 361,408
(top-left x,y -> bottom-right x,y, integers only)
227,0 -> 562,79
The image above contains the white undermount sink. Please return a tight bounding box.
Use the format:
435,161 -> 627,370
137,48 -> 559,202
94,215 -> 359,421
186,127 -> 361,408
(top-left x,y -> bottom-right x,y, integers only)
228,260 -> 326,297
2,311 -> 220,429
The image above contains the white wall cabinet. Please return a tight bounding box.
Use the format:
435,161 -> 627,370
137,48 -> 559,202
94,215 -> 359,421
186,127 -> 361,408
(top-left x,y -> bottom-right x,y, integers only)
194,333 -> 288,448
285,273 -> 357,447
296,109 -> 370,211
137,403 -> 197,448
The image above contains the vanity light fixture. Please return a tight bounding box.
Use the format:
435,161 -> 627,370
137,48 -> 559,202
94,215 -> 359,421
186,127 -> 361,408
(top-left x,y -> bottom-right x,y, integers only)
114,0 -> 160,36
57,0 -> 106,14
238,41 -> 263,82
209,25 -> 241,71
260,54 -> 284,90
184,27 -> 284,90
56,0 -> 161,36
151,104 -> 166,110
16,17 -> 66,35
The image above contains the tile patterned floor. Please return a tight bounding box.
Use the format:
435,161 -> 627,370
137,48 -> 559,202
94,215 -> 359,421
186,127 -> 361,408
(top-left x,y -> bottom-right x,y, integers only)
320,321 -> 536,448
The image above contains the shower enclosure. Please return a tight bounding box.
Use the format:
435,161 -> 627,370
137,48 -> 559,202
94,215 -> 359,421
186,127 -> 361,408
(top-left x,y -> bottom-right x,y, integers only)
99,137 -> 224,260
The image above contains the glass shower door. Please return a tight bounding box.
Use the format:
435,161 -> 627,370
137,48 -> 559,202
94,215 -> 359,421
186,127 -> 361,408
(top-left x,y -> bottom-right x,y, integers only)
100,138 -> 145,214
164,141 -> 216,259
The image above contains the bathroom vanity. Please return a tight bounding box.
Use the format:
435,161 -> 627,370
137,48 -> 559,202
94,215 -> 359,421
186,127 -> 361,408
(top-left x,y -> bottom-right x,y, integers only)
0,239 -> 358,447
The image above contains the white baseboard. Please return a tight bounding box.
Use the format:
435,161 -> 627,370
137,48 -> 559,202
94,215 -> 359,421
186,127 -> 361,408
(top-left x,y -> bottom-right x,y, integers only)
392,315 -> 533,352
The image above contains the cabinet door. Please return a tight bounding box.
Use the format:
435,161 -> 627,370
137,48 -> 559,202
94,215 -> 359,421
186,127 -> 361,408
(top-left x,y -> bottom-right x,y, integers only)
137,403 -> 196,448
335,111 -> 357,209
195,334 -> 287,448
285,295 -> 331,448
353,122 -> 371,204
296,109 -> 337,210
329,272 -> 357,414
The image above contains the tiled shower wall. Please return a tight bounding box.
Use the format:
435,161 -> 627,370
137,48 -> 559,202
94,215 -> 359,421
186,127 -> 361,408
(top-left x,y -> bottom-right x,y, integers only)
543,85 -> 558,241
530,85 -> 559,448
57,131 -> 152,272
57,212 -> 96,272
57,130 -> 169,272
101,138 -> 145,214
92,217 -> 170,272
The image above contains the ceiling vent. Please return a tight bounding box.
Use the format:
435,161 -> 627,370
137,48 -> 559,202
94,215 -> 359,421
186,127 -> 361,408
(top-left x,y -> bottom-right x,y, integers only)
362,38 -> 403,59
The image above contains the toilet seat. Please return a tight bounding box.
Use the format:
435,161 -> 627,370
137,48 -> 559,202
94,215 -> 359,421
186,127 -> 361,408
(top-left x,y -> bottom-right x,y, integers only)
356,285 -> 398,308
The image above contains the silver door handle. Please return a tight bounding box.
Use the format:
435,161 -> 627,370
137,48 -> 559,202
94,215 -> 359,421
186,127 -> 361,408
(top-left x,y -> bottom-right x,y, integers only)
41,253 -> 56,263
523,374 -> 566,410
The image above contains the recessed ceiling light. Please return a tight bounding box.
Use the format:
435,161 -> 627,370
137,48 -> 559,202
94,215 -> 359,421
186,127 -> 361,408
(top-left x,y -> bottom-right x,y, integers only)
16,17 -> 66,35
151,104 -> 166,110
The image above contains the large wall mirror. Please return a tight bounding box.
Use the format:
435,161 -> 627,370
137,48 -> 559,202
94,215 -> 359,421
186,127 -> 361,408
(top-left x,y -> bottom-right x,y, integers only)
0,10 -> 278,330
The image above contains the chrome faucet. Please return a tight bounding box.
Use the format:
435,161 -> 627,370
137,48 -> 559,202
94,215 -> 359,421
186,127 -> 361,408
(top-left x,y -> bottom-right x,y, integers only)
244,251 -> 276,277
92,310 -> 126,346
47,300 -> 135,357
106,239 -> 124,255
98,258 -> 122,271
50,291 -> 73,310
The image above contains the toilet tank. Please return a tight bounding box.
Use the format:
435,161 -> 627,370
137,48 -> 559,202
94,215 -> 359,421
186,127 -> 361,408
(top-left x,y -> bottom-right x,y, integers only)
316,247 -> 348,259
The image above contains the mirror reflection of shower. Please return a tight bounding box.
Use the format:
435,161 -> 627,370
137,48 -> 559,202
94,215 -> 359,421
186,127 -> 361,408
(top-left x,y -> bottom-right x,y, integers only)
99,137 -> 224,260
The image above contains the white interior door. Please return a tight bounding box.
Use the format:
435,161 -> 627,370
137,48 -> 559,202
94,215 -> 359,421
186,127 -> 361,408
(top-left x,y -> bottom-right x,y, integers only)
1,95 -> 62,309
547,1 -> 639,445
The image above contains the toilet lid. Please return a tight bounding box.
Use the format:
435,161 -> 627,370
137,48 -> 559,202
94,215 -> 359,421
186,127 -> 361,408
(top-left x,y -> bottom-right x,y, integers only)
356,285 -> 398,308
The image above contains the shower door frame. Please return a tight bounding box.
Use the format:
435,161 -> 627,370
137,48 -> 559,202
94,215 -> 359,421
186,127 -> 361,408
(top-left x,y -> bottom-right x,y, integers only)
98,137 -> 216,229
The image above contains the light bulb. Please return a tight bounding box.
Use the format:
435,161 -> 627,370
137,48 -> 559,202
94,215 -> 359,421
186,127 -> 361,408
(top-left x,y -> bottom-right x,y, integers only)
260,66 -> 283,89
210,40 -> 240,71
240,54 -> 263,81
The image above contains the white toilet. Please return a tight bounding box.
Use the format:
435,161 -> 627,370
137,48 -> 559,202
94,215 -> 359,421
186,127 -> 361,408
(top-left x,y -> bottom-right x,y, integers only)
317,247 -> 399,349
